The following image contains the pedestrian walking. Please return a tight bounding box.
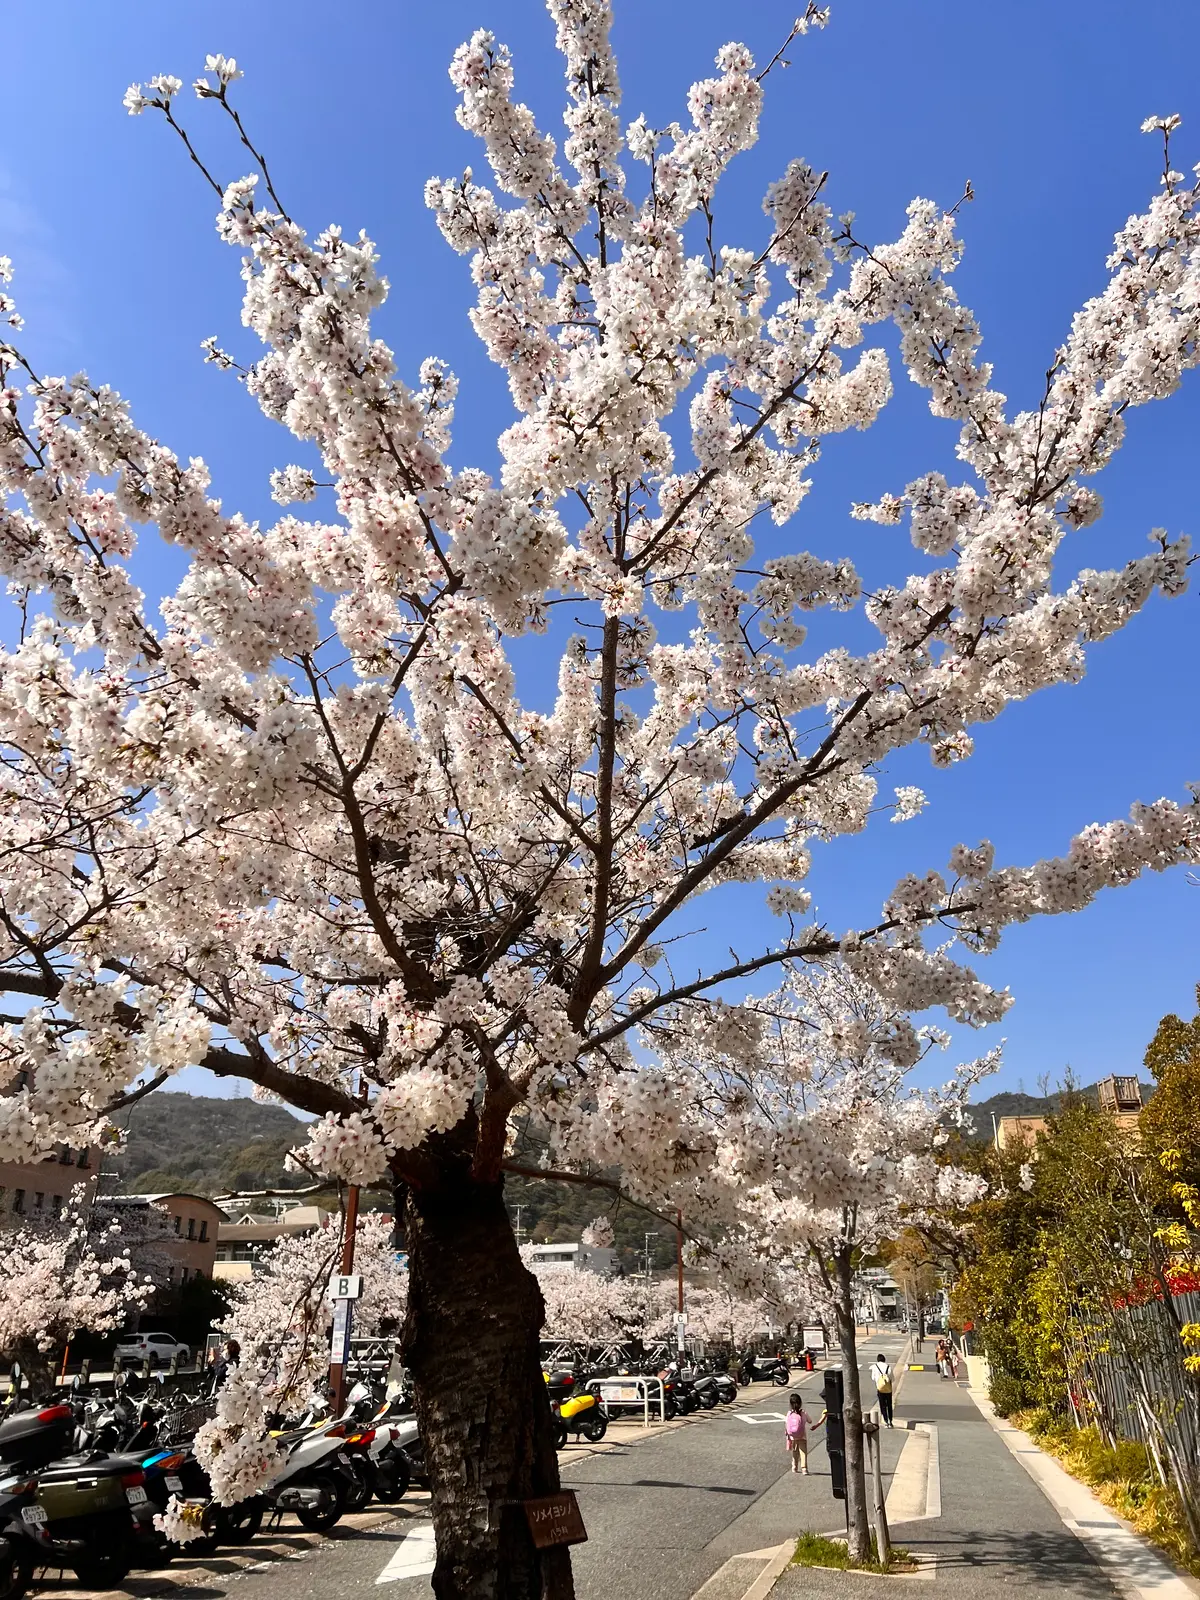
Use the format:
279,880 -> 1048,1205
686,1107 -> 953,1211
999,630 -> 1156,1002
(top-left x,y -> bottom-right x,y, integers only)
869,1354 -> 895,1427
207,1337 -> 240,1396
935,1338 -> 948,1378
784,1391 -> 824,1474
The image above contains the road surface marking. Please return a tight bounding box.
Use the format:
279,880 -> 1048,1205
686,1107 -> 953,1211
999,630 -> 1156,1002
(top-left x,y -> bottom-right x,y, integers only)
377,1522 -> 436,1583
885,1424 -> 940,1524
734,1411 -> 787,1424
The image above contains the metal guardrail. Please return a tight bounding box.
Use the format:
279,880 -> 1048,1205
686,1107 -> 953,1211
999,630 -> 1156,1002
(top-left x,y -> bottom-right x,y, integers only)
587,1374 -> 666,1428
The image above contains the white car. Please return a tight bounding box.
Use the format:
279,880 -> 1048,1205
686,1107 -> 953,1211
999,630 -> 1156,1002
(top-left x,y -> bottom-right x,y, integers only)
114,1331 -> 191,1369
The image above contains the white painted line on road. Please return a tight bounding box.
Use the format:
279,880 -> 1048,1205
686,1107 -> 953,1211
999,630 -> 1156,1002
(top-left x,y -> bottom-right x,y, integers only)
924,1422 -> 941,1519
733,1411 -> 788,1424
377,1522 -> 436,1584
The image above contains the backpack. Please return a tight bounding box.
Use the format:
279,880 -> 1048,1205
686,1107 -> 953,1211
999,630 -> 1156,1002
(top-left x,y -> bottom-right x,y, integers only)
872,1362 -> 892,1394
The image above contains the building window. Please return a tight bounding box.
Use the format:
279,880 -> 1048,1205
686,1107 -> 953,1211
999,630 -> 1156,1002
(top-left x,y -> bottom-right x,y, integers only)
174,1215 -> 182,1234
52,1194 -> 63,1215
12,1189 -> 24,1214
76,1149 -> 89,1170
199,1221 -> 209,1242
58,1146 -> 73,1165
34,1192 -> 43,1211
187,1217 -> 195,1240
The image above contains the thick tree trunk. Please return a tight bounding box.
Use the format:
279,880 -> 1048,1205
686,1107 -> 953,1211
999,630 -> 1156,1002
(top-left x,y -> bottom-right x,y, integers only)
833,1247 -> 872,1565
401,1171 -> 576,1600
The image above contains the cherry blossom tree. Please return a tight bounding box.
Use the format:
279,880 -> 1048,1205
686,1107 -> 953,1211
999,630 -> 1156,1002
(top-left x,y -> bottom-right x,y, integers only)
696,963 -> 992,1561
215,1209 -> 407,1409
0,1187 -> 153,1396
0,0 -> 1198,1592
185,1209 -> 406,1527
525,1252 -> 642,1348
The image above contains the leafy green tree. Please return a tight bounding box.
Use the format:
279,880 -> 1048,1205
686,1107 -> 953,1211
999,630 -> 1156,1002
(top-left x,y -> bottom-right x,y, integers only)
1142,987 -> 1200,1202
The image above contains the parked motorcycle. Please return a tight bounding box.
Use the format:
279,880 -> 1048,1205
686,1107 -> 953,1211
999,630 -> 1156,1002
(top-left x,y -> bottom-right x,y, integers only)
708,1369 -> 739,1405
0,1401 -> 156,1593
736,1354 -> 790,1387
344,1389 -> 414,1502
659,1364 -> 702,1416
544,1372 -> 608,1446
262,1400 -> 368,1532
679,1366 -> 723,1410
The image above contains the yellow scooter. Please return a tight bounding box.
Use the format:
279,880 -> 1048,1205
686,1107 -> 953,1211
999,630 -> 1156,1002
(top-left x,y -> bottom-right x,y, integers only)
543,1371 -> 608,1446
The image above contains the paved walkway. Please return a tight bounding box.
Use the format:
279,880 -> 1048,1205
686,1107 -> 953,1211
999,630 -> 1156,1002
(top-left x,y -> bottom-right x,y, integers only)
769,1355 -> 1124,1599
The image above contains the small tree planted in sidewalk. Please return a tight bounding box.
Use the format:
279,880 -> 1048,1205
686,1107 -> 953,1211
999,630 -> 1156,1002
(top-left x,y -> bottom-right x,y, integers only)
694,963 -> 991,1563
2,1 -> 1200,1593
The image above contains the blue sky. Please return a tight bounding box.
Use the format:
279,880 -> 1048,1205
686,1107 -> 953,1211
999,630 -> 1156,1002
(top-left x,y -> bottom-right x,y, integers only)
4,0 -> 1200,1103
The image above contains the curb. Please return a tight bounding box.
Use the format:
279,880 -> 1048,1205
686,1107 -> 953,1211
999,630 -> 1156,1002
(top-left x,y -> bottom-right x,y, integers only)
963,1384 -> 1200,1600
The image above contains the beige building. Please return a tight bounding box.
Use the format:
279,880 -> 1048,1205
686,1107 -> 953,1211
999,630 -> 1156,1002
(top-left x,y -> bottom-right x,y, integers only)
98,1192 -> 224,1286
0,1144 -> 99,1227
213,1204 -> 334,1281
994,1075 -> 1144,1155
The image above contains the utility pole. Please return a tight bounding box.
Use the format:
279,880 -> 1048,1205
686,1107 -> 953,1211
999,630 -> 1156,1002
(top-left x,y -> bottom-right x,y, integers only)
675,1210 -> 686,1359
328,1183 -> 360,1416
512,1204 -> 525,1245
329,1074 -> 367,1416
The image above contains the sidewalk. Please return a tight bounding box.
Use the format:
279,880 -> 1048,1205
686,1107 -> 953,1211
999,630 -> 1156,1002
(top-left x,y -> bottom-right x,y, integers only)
768,1358 -> 1124,1598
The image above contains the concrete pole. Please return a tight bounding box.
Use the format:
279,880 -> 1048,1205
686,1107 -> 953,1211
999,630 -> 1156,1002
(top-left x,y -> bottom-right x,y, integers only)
864,1420 -> 891,1567
676,1210 -> 685,1358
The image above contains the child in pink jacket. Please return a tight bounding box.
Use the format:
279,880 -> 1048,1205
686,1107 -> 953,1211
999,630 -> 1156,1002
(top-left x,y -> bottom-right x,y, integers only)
784,1391 -> 825,1474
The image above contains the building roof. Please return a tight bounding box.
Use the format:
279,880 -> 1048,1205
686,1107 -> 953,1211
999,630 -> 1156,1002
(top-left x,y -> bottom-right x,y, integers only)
101,1192 -> 227,1217
216,1206 -> 332,1243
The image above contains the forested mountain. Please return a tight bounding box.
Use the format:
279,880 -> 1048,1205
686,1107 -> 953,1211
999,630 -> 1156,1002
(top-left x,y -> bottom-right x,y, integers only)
105,1092 -> 308,1196
102,1091 -> 680,1264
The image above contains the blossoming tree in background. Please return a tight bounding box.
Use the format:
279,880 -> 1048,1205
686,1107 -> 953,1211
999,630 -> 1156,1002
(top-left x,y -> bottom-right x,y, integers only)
692,963 -> 992,1560
189,1210 -> 405,1521
0,1188 -> 153,1396
1,0 -> 1199,1589
217,1210 -> 407,1404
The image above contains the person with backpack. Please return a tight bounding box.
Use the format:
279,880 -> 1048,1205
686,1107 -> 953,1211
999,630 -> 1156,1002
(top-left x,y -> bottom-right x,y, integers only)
869,1352 -> 895,1426
783,1391 -> 825,1474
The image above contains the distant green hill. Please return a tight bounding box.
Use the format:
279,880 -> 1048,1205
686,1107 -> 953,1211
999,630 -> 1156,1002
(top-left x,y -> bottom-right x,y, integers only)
104,1091 -> 308,1197
100,1090 -> 680,1267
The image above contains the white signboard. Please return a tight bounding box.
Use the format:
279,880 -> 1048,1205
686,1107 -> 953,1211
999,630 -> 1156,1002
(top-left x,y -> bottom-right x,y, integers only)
802,1325 -> 828,1350
330,1297 -> 354,1365
598,1381 -> 641,1404
328,1273 -> 363,1302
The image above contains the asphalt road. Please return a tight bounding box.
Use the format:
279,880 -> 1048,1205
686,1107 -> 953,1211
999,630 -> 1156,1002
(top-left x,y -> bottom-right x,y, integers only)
41,1339 -> 911,1600
143,1342 -> 902,1600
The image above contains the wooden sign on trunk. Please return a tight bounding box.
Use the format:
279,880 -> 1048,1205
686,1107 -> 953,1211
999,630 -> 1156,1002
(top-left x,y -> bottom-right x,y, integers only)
523,1491 -> 588,1548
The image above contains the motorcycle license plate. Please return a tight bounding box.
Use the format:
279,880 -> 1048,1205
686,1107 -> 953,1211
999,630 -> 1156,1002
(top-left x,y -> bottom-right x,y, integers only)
21,1504 -> 48,1526
126,1486 -> 149,1506
165,1476 -> 184,1494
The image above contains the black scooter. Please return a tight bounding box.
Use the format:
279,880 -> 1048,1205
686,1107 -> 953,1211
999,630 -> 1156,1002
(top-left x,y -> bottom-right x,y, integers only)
736,1354 -> 791,1387
0,1401 -> 157,1595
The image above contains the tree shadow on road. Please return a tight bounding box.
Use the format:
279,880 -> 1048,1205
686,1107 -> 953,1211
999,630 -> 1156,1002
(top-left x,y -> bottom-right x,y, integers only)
913,1527 -> 1122,1592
